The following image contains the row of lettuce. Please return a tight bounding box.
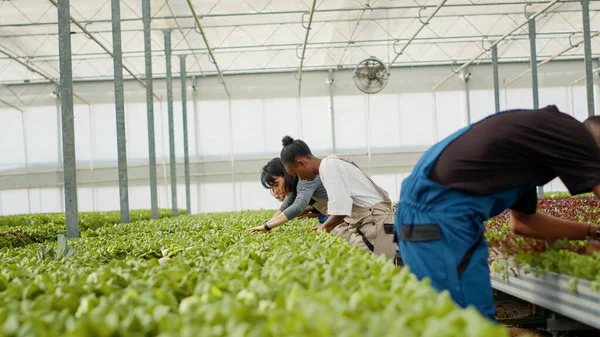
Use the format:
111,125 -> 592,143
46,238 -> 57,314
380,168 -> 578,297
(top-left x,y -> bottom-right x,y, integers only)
0,209 -> 186,249
0,211 -> 508,337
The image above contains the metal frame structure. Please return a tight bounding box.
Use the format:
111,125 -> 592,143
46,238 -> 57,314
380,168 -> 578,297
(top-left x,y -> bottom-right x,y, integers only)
491,264 -> 600,333
0,0 -> 599,237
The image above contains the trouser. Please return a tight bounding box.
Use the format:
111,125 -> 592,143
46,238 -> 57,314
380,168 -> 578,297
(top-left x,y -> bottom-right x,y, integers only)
347,207 -> 397,261
330,222 -> 351,242
397,222 -> 496,321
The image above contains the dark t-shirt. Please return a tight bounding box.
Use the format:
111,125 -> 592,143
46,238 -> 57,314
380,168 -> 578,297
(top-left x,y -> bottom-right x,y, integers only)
428,105 -> 600,214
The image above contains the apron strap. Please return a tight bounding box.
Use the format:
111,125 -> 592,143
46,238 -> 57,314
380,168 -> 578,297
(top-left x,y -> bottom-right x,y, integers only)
356,227 -> 375,252
333,157 -> 391,203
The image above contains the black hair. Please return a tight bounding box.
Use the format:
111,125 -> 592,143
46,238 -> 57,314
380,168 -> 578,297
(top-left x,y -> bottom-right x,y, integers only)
584,115 -> 600,129
260,157 -> 298,194
280,135 -> 313,165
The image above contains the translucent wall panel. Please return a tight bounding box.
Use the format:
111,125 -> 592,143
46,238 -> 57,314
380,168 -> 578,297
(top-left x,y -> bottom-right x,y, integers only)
24,106 -> 59,165
300,96 -> 332,153
157,180 -> 170,209
236,181 -> 278,211
231,99 -> 265,156
154,102 -> 169,162
95,186 -> 120,211
334,95 -> 367,152
371,174 -> 400,202
368,94 -> 401,150
540,87 -> 569,115
570,86 -> 588,121
200,182 -> 235,213
435,91 -> 464,140
399,92 -> 435,146
74,105 -> 93,164
469,90 -> 495,123
35,188 -> 61,214
92,104 -> 118,162
77,187 -> 96,212
157,100 -> 184,162
129,185 -> 151,210
0,189 -> 29,215
0,108 -> 26,171
504,88 -> 534,110
196,100 -> 231,160
125,103 -> 150,162
265,98 -> 300,154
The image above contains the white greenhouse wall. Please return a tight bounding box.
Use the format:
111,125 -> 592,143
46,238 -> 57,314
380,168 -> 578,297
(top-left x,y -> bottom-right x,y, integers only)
0,59 -> 598,215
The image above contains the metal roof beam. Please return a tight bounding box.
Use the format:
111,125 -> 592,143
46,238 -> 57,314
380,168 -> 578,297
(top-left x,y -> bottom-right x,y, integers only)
297,0 -> 318,97
3,31 -> 593,63
0,1 -> 568,28
48,0 -> 162,103
0,44 -> 89,104
2,8 -> 594,36
185,0 -> 229,97
505,32 -> 600,86
432,0 -> 561,91
389,0 -> 447,69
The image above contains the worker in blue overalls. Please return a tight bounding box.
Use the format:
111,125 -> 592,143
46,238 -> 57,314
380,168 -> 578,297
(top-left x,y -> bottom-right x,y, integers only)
395,105 -> 600,321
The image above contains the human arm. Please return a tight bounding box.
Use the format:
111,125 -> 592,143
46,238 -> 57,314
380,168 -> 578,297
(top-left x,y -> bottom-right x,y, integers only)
510,210 -> 600,241
312,215 -> 346,232
249,183 -> 318,232
508,186 -> 600,241
249,211 -> 291,232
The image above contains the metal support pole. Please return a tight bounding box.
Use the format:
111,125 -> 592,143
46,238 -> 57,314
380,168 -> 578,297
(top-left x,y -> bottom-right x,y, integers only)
327,69 -> 336,154
192,75 -> 200,213
55,86 -> 64,212
529,20 -> 539,110
164,29 -> 178,216
142,0 -> 158,219
492,45 -> 500,112
582,0 -> 595,117
529,18 -> 544,197
461,69 -> 472,125
111,0 -> 130,223
179,55 -> 191,215
57,0 -> 79,238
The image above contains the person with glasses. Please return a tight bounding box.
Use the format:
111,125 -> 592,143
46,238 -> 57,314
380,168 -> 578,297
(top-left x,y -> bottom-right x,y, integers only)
249,157 -> 350,242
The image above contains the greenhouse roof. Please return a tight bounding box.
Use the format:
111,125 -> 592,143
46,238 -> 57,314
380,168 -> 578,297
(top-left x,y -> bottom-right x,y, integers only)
0,0 -> 599,85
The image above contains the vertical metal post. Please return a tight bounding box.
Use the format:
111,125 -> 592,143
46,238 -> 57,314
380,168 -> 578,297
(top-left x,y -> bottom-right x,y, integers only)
111,0 -> 130,223
142,0 -> 158,219
365,95 -> 372,175
529,18 -> 544,197
328,69 -> 336,154
192,75 -> 200,213
582,0 -> 595,117
492,45 -> 500,112
529,20 -> 539,110
164,29 -> 178,216
57,0 -> 79,238
55,86 -> 64,212
460,69 -> 471,125
179,55 -> 191,215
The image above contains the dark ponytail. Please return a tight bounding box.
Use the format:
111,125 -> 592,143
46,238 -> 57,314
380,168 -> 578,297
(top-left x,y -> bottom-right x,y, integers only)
280,135 -> 313,165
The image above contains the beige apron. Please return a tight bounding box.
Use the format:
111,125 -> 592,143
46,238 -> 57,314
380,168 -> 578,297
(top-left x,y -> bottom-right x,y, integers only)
312,197 -> 351,243
333,158 -> 397,260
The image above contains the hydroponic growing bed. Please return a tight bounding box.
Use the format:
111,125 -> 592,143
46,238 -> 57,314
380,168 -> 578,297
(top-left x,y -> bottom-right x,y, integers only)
486,196 -> 600,330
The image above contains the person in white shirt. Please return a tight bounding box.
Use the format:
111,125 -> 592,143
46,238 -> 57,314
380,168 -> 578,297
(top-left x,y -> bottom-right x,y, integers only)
279,135 -> 400,263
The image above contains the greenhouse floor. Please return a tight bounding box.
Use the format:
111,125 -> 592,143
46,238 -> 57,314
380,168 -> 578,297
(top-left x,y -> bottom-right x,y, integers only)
494,290 -> 599,337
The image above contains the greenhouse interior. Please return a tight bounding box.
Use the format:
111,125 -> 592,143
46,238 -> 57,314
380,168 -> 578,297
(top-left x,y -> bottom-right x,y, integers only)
1,0 -> 600,336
